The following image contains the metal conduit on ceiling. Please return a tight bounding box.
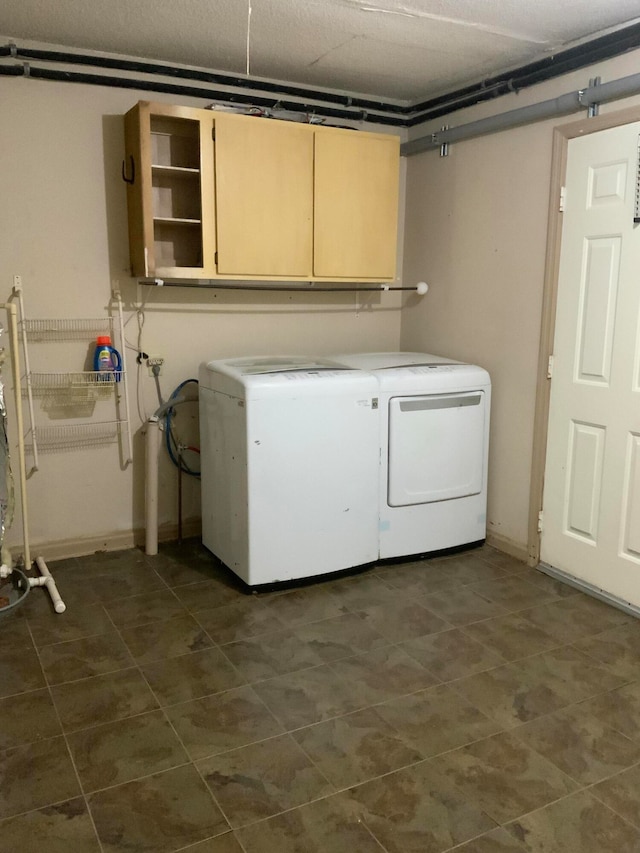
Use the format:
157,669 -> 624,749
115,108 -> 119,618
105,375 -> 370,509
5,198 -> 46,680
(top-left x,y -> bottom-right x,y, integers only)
402,71 -> 640,156
3,23 -> 640,129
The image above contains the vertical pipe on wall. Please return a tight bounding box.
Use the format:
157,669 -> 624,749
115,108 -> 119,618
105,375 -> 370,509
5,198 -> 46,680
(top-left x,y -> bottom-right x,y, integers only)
4,303 -> 30,571
145,418 -> 161,555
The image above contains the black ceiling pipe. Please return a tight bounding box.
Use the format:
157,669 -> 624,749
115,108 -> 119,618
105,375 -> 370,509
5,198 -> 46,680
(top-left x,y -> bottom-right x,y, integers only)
406,21 -> 640,126
0,63 -> 23,76
13,64 -> 407,127
12,45 -> 409,115
4,20 -> 640,128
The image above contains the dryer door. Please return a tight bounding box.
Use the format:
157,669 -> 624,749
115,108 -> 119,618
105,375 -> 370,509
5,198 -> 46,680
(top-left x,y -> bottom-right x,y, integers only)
388,391 -> 486,506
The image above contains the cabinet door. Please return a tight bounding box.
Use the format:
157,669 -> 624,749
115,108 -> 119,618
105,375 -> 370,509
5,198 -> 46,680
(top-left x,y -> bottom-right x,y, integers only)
124,103 -> 152,277
314,130 -> 400,280
124,103 -> 215,278
214,113 -> 313,276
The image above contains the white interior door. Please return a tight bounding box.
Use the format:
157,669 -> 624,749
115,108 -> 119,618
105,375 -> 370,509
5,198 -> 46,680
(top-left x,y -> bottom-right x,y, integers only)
541,120 -> 640,606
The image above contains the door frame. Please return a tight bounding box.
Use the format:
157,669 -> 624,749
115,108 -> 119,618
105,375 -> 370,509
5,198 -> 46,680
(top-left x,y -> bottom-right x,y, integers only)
528,104 -> 640,567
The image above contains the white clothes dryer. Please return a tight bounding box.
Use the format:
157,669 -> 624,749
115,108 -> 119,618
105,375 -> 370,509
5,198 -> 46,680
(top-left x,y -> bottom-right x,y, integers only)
333,352 -> 491,559
199,356 -> 380,586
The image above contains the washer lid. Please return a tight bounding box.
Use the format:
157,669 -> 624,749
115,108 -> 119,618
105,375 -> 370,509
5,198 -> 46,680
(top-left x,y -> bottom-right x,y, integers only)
332,352 -> 460,370
198,355 -> 365,396
229,356 -> 347,375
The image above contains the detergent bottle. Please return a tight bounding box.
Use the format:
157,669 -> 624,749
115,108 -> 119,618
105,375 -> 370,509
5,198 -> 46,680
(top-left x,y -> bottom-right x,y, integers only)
93,336 -> 122,382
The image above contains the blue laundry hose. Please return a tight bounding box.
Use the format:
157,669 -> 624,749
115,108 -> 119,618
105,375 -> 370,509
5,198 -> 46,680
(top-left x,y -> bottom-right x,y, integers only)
164,379 -> 200,478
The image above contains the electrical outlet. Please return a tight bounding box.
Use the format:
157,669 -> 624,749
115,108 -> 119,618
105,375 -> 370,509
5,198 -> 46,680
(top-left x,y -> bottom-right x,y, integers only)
148,355 -> 164,376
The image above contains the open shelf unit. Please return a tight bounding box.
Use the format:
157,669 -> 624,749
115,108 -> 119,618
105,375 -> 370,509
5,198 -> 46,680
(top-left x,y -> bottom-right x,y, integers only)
16,291 -> 133,465
150,114 -> 203,270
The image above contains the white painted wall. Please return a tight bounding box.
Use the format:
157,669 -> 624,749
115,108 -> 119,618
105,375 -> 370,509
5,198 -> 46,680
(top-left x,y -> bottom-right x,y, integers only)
401,49 -> 640,556
0,74 -> 405,558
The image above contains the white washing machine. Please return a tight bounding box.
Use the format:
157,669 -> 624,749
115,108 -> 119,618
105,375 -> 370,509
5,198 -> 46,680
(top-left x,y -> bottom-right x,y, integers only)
198,356 -> 380,587
333,352 -> 491,559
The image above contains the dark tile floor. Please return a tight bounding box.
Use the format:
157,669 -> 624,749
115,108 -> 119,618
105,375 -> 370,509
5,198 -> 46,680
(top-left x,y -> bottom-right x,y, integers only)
1,541 -> 640,852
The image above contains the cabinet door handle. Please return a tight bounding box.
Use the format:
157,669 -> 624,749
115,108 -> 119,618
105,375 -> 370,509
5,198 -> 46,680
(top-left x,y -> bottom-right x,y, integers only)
122,155 -> 135,185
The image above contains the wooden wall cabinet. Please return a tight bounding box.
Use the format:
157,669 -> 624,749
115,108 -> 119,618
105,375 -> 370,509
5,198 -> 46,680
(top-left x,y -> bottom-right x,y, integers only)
124,102 -> 215,278
124,101 -> 400,282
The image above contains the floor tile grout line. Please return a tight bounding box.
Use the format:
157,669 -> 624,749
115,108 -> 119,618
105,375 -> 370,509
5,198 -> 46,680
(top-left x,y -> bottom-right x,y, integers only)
360,816 -> 392,852
102,592 -> 193,632
22,614 -> 106,853
17,617 -> 634,740
43,637 -> 412,729
30,625 -> 135,653
505,705 -> 640,791
569,639 -> 634,676
170,828 -> 249,853
193,734 -> 512,839
40,658 -> 142,692
130,662 -> 501,778
72,758 -> 196,798
46,596 -> 232,844
168,565 -> 591,651
494,785 -> 637,836
583,759 -> 640,831
138,662 -> 640,784
441,652 -> 639,731
102,605 -> 237,840
192,729 -> 338,835
0,791 -> 106,839
223,686 -> 502,772
277,728 -> 340,794
53,702 -> 182,738
442,826 -> 526,852
201,623 -> 423,687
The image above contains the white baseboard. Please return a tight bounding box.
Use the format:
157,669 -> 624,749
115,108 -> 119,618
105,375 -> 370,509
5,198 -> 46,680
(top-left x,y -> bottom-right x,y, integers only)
19,518 -> 202,562
485,531 -> 529,564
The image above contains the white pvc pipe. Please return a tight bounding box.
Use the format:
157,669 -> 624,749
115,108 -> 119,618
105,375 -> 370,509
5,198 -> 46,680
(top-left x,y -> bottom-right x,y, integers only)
2,302 -> 31,571
14,286 -> 39,471
33,556 -> 66,613
114,291 -> 134,464
145,417 -> 161,555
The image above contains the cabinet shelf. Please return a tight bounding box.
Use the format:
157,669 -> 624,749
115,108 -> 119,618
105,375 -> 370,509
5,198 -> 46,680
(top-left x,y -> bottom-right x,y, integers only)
153,217 -> 201,226
152,165 -> 200,176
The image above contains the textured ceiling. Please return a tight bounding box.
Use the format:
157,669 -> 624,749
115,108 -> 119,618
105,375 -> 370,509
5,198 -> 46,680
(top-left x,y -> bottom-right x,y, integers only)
1,0 -> 640,102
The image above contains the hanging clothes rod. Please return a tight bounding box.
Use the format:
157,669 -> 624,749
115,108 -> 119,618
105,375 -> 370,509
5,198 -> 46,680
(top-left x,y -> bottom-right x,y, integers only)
139,279 -> 429,294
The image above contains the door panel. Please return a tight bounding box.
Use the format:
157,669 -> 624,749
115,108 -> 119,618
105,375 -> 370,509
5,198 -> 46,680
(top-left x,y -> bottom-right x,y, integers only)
541,121 -> 640,605
565,420 -> 605,541
388,392 -> 485,506
621,433 -> 640,559
214,113 -> 313,276
313,131 -> 399,279
576,237 -> 620,383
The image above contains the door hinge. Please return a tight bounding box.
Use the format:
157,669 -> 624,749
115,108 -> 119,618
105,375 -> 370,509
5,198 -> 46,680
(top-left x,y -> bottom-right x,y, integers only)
547,354 -> 554,379
537,510 -> 544,533
559,186 -> 566,212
